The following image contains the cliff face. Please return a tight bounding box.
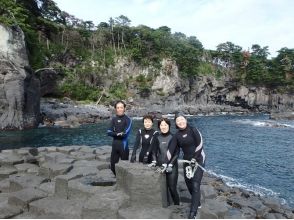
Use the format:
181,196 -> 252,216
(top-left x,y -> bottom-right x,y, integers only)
0,24 -> 40,130
109,58 -> 293,113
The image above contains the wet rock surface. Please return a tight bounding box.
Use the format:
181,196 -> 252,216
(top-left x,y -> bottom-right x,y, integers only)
0,145 -> 293,218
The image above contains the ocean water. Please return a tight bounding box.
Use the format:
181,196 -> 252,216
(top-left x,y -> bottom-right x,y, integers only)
0,114 -> 293,207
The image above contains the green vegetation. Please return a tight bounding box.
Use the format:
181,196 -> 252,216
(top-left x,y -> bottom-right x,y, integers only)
1,0 -> 293,103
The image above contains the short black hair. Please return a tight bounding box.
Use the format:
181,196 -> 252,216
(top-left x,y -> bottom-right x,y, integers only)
143,114 -> 154,122
114,100 -> 126,108
158,117 -> 171,130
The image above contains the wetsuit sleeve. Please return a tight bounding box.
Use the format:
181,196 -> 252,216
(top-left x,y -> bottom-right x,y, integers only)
121,116 -> 132,138
150,136 -> 159,162
165,134 -> 178,164
131,130 -> 141,157
107,118 -> 117,137
169,145 -> 180,165
191,127 -> 203,159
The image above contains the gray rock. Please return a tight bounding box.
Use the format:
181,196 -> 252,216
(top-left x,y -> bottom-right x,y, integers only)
0,153 -> 24,166
0,203 -> 23,218
79,146 -> 96,154
70,151 -> 96,160
38,182 -> 55,195
201,184 -> 217,199
240,207 -> 257,219
44,152 -> 69,163
96,153 -> 111,162
0,166 -> 18,180
56,146 -> 81,154
0,178 -> 10,192
16,147 -> 38,156
118,206 -> 173,219
81,190 -> 130,218
224,208 -> 244,219
8,188 -> 47,211
80,169 -> 116,187
0,192 -> 9,205
0,24 -> 40,130
199,198 -> 229,218
29,197 -> 84,218
38,162 -> 73,179
9,173 -> 47,192
67,179 -> 102,199
14,163 -> 39,174
115,161 -> 166,207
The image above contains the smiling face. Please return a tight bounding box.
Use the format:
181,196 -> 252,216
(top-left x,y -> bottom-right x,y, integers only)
144,118 -> 153,130
175,116 -> 187,130
159,120 -> 170,134
115,102 -> 125,116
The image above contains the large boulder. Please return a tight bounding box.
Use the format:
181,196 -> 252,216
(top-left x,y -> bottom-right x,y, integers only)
115,161 -> 168,207
0,24 -> 40,130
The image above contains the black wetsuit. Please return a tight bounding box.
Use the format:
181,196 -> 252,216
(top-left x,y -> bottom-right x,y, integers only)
152,132 -> 180,205
131,128 -> 158,163
167,125 -> 205,217
107,114 -> 132,175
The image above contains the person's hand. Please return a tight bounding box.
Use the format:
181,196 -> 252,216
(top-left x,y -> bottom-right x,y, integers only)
166,164 -> 173,173
148,161 -> 157,167
156,163 -> 167,173
190,158 -> 197,166
117,132 -> 123,136
130,155 -> 136,163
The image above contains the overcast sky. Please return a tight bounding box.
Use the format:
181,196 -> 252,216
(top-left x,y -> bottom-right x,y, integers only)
53,0 -> 294,58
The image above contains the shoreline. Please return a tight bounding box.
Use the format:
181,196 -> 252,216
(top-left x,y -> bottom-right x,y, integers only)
0,145 -> 293,218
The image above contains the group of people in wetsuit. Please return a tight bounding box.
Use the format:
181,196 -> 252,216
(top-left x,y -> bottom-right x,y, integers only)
107,100 -> 205,219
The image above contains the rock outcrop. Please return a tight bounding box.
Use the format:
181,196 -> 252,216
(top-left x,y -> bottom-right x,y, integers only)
0,24 -> 40,130
0,145 -> 293,219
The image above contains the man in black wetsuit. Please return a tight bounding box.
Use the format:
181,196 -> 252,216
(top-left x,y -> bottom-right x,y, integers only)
164,112 -> 205,219
130,114 -> 158,164
107,100 -> 132,175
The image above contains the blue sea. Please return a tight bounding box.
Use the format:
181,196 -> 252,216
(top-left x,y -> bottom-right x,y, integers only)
0,114 -> 293,207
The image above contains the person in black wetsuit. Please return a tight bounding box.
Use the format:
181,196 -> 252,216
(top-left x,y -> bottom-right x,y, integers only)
150,117 -> 180,206
164,112 -> 205,219
130,115 -> 158,164
107,100 -> 132,175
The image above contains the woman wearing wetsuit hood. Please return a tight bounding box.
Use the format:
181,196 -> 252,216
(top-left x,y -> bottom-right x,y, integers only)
150,117 -> 180,206
166,112 -> 205,219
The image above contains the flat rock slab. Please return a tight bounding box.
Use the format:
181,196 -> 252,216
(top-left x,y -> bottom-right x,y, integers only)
16,147 -> 38,156
29,197 -> 85,218
44,152 -> 69,163
200,198 -> 229,219
118,206 -> 173,219
201,184 -> 217,199
66,165 -> 98,178
38,182 -> 55,195
0,178 -> 10,193
69,152 -> 96,160
39,162 -> 73,179
0,153 -> 24,166
14,163 -> 39,174
80,169 -> 116,187
67,178 -> 115,199
8,188 -> 47,211
56,146 -> 81,154
81,190 -> 130,218
79,146 -> 96,154
9,174 -> 48,192
0,166 -> 18,180
0,203 -> 23,218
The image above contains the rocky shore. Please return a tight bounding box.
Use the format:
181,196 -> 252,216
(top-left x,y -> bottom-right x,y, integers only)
0,145 -> 293,219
